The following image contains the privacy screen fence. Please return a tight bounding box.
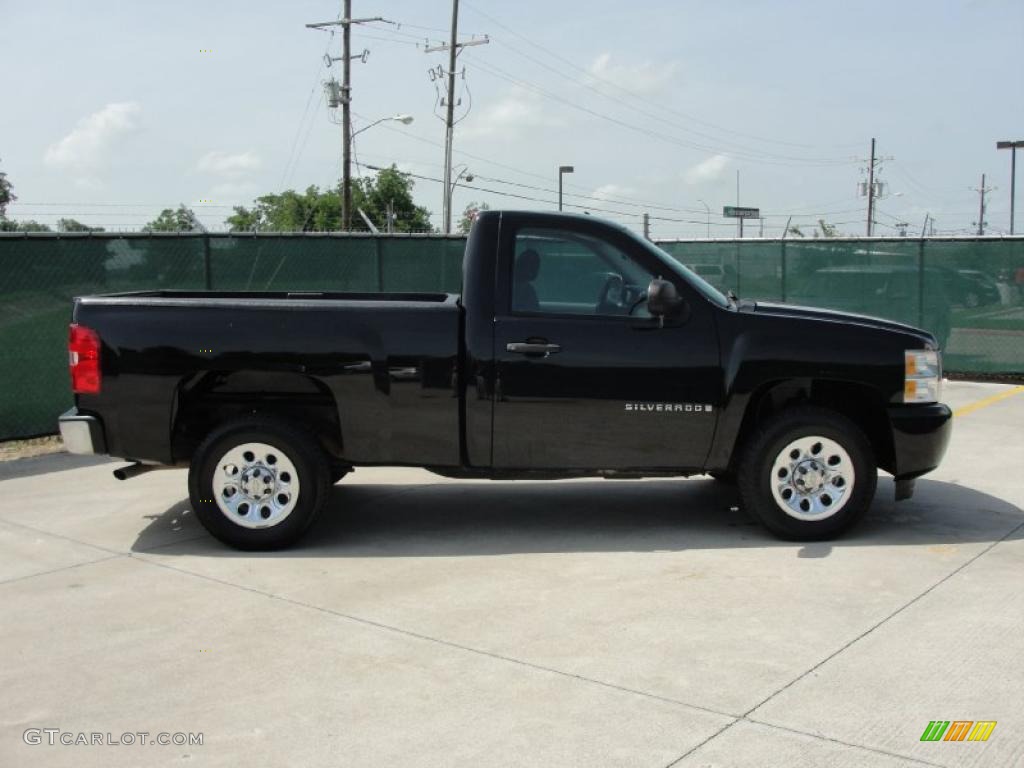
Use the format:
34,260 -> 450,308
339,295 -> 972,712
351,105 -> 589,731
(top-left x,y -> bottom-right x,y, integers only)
1,232 -> 1022,439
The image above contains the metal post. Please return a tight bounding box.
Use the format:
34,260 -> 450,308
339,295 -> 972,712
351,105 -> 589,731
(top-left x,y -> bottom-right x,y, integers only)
558,165 -> 574,211
996,140 -> 1023,235
977,173 -> 986,236
780,239 -> 787,303
917,238 -> 925,329
1011,147 -> 1017,235
341,0 -> 352,231
203,234 -> 212,290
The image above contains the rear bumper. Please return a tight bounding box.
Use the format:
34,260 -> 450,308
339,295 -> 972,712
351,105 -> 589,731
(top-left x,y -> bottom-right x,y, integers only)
887,403 -> 952,481
58,408 -> 107,455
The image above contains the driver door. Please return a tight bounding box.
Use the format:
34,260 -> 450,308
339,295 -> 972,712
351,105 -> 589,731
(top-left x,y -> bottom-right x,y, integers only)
492,221 -> 721,470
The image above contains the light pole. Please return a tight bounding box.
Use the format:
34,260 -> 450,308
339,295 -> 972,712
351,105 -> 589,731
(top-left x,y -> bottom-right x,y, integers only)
997,140 -> 1023,235
558,165 -> 574,211
446,165 -> 473,232
351,113 -> 414,142
697,199 -> 711,238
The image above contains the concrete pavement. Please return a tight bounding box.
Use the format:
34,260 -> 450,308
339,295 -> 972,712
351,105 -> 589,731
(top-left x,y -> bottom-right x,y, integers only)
0,381 -> 1022,767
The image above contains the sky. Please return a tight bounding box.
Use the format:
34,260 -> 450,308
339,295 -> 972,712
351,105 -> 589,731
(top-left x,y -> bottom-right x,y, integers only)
1,0 -> 1022,237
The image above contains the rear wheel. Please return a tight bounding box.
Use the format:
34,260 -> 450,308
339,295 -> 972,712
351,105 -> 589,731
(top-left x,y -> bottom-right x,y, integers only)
189,418 -> 330,550
737,406 -> 876,540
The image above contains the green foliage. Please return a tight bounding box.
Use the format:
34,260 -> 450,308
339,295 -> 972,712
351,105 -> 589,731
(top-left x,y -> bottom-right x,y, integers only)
226,166 -> 433,233
57,218 -> 105,233
144,205 -> 200,232
0,162 -> 13,218
0,218 -> 51,232
458,201 -> 490,234
354,166 -> 433,233
227,186 -> 341,233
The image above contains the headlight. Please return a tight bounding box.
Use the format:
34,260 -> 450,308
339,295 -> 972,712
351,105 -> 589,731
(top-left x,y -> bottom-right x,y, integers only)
904,350 -> 941,403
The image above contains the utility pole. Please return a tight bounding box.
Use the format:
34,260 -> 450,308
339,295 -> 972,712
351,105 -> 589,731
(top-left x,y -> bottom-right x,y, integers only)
997,140 -> 1023,235
857,138 -> 892,236
342,0 -> 352,231
306,6 -> 387,231
441,0 -> 458,234
972,174 -> 996,236
866,138 -> 876,236
425,3 -> 489,233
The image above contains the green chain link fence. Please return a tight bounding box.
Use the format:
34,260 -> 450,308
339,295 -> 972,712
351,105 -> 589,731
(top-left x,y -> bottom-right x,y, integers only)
1,232 -> 1022,439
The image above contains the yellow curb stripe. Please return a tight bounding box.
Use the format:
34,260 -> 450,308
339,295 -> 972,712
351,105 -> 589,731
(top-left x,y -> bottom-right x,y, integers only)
953,385 -> 1024,418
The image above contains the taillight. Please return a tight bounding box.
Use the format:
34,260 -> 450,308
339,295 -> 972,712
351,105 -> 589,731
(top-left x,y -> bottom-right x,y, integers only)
69,324 -> 101,394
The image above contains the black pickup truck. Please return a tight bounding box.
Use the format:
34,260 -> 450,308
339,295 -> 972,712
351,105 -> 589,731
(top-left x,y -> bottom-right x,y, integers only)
59,211 -> 951,549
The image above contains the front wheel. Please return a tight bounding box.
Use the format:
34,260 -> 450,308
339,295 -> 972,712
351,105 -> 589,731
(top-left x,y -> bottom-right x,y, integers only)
189,418 -> 330,550
737,406 -> 876,540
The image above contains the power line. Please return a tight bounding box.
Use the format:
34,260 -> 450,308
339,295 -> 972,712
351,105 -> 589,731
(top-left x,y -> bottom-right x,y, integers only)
464,54 -> 855,169
462,1 -> 862,155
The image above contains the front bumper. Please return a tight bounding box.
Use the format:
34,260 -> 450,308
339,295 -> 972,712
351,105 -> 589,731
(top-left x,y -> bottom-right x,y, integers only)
58,408 -> 107,455
887,402 -> 952,481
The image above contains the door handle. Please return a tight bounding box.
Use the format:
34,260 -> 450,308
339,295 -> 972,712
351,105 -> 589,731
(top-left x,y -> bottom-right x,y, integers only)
506,341 -> 561,357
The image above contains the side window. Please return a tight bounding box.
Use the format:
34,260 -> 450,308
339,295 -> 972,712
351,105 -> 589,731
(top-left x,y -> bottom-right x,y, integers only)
511,227 -> 654,317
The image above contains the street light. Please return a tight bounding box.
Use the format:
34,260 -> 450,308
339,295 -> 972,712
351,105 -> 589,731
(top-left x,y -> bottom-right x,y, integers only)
697,198 -> 711,238
351,113 -> 414,140
558,165 -> 574,211
445,165 -> 474,231
997,140 -> 1024,235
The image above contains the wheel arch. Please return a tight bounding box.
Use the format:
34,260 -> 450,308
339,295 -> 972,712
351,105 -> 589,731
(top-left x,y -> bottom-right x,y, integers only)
724,377 -> 895,475
170,370 -> 344,465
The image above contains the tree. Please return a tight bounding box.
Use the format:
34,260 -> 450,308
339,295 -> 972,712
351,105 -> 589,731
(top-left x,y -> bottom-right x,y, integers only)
0,219 -> 51,232
226,166 -> 433,233
352,166 -> 432,233
458,201 -> 490,234
0,161 -> 14,218
0,164 -> 54,231
144,205 -> 201,232
57,218 -> 105,233
227,186 -> 340,232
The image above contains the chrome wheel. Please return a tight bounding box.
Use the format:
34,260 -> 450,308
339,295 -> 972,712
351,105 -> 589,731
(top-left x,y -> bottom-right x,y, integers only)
770,435 -> 854,521
211,442 -> 300,529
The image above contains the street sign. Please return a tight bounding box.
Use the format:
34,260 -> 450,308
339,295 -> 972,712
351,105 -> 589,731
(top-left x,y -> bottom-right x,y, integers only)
723,205 -> 760,219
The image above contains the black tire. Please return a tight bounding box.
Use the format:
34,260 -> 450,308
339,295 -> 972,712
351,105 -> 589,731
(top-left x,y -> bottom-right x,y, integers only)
188,417 -> 330,550
737,406 -> 876,541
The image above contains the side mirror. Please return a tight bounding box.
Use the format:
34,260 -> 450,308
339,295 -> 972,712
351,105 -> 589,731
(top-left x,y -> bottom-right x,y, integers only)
647,277 -> 684,319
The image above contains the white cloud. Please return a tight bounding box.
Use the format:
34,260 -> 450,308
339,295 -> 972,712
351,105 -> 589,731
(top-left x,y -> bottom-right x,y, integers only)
197,150 -> 262,176
591,183 -> 636,201
684,154 -> 730,185
44,102 -> 141,171
460,86 -> 565,140
588,53 -> 678,95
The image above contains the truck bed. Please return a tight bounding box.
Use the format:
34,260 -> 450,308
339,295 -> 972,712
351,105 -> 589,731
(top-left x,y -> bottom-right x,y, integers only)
71,291 -> 463,466
87,289 -> 457,304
